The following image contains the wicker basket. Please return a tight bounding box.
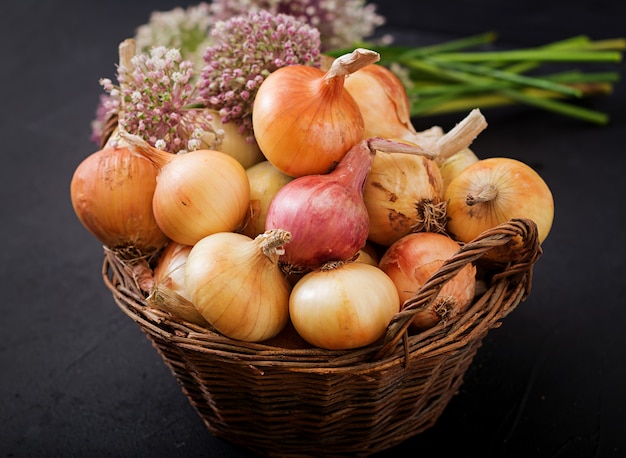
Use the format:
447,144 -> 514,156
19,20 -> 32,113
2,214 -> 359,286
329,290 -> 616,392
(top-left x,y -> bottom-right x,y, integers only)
102,218 -> 541,457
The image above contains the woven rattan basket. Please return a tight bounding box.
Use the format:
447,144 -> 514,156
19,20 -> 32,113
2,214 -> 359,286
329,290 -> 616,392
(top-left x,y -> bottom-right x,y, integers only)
102,218 -> 541,457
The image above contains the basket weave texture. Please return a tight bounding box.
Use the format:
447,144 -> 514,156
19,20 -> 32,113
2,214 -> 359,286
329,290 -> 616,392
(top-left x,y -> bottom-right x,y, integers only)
102,218 -> 541,457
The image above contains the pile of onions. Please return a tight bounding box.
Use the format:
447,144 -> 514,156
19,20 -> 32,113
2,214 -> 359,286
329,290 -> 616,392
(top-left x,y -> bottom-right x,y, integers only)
289,262 -> 399,350
252,48 -> 379,177
148,242 -> 209,327
445,157 -> 554,261
379,232 -> 476,331
184,229 -> 292,342
363,148 -> 447,246
122,133 -> 250,246
240,161 -> 293,239
70,144 -> 168,257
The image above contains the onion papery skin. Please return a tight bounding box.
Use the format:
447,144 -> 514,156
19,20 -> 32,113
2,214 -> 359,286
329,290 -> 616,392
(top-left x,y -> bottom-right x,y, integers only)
152,149 -> 250,246
445,157 -> 554,254
379,232 -> 476,331
289,262 -> 400,350
70,146 -> 168,256
252,65 -> 365,177
149,242 -> 209,327
363,151 -> 446,247
265,139 -> 374,270
240,161 -> 294,239
184,230 -> 292,342
343,63 -> 419,143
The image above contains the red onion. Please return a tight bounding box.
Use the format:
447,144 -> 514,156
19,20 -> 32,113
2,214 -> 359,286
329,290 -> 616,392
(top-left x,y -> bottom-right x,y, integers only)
265,139 -> 375,270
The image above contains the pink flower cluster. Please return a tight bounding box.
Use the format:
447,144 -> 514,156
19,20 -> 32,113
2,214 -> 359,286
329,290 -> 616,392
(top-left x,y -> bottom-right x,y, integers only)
99,46 -> 222,153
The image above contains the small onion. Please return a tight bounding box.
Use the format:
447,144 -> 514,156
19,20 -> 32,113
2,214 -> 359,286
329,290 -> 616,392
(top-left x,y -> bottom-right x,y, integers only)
363,150 -> 447,247
184,229 -> 292,342
122,133 -> 250,246
379,232 -> 476,331
70,145 -> 168,257
445,157 -> 554,261
252,48 -> 379,177
439,147 -> 480,191
289,262 -> 400,350
201,109 -> 265,169
240,161 -> 294,239
148,242 -> 209,327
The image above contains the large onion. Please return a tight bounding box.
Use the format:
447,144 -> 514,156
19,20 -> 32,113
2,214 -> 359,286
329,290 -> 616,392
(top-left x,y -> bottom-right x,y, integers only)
289,262 -> 399,350
252,48 -> 379,177
265,138 -> 375,270
363,150 -> 446,247
122,133 -> 250,246
70,145 -> 168,257
184,229 -> 292,342
379,232 -> 476,331
445,157 -> 554,261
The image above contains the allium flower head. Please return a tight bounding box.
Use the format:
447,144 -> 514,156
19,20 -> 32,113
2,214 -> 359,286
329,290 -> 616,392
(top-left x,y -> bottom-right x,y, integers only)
209,0 -> 385,51
198,10 -> 321,141
102,46 -> 223,153
135,3 -> 215,69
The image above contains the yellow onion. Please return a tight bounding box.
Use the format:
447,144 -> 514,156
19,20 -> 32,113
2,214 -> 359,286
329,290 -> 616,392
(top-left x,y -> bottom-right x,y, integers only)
184,229 -> 292,342
343,62 -> 422,144
122,133 -> 250,246
240,161 -> 294,239
363,150 -> 446,247
289,262 -> 399,350
379,232 -> 476,331
439,147 -> 480,191
445,157 -> 554,262
70,145 -> 168,256
252,48 -> 379,177
147,242 -> 209,327
201,109 -> 265,169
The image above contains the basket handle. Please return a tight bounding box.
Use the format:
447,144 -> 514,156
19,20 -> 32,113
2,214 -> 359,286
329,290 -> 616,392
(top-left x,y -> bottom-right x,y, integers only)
375,218 -> 542,359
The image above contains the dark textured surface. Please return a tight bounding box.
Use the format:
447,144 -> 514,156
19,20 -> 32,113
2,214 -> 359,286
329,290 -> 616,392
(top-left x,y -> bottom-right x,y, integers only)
2,1 -> 625,457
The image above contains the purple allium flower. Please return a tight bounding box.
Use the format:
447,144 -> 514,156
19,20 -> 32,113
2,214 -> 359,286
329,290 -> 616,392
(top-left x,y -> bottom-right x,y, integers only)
102,46 -> 223,153
198,10 -> 321,141
208,0 -> 385,51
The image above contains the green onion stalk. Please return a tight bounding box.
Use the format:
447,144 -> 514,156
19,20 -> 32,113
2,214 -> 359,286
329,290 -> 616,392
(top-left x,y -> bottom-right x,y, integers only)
331,33 -> 625,124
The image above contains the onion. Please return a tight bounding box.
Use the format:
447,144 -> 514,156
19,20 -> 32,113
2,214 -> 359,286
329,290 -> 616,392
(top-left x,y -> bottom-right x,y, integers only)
240,161 -> 294,239
363,149 -> 447,246
252,48 -> 379,177
354,243 -> 379,266
379,232 -> 476,331
289,262 -> 399,350
122,133 -> 250,246
343,63 -> 422,144
439,147 -> 480,191
201,109 -> 265,169
184,229 -> 292,342
147,242 -> 209,327
265,137 -> 375,271
445,157 -> 554,261
70,144 -> 168,257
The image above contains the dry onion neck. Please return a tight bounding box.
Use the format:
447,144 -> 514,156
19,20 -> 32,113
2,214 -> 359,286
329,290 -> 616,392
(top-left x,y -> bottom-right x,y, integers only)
466,184 -> 498,205
326,48 -> 380,81
258,229 -> 292,263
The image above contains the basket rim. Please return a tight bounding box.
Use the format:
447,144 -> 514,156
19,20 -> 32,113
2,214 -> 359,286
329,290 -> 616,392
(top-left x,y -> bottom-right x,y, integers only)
102,218 -> 541,372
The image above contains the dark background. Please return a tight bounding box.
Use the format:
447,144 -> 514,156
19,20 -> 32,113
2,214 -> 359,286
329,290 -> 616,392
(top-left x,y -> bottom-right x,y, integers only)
2,1 -> 625,457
